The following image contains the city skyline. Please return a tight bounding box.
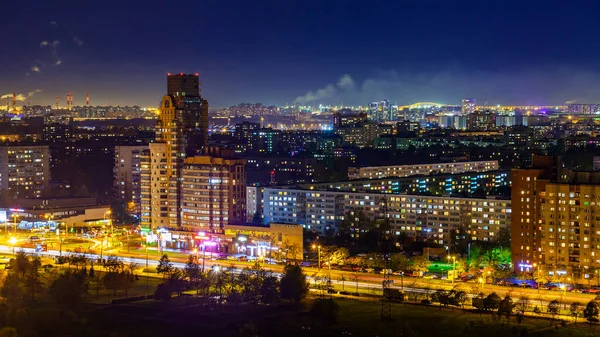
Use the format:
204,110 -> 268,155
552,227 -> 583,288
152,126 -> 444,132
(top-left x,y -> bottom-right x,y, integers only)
3,1 -> 600,107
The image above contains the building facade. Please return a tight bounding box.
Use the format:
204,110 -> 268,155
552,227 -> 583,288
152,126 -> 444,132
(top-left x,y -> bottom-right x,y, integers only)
0,145 -> 50,198
114,145 -> 147,208
263,186 -> 511,243
348,160 -> 499,180
180,151 -> 246,231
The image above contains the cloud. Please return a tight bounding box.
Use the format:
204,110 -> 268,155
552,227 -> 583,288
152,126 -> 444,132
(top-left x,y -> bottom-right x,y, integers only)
72,34 -> 83,47
337,74 -> 355,89
31,65 -> 41,73
55,59 -> 62,65
40,40 -> 59,48
49,21 -> 58,27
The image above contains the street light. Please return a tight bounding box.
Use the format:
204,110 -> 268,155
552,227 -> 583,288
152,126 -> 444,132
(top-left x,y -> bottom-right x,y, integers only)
142,244 -> 149,267
312,244 -> 321,270
9,237 -> 17,256
11,214 -> 18,236
448,255 -> 456,284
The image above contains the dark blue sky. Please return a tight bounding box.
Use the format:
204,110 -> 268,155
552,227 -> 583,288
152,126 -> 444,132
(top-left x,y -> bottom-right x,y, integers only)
3,0 -> 600,108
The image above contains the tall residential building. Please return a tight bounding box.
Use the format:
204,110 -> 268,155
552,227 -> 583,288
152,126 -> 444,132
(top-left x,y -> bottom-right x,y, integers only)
114,145 -> 147,209
461,98 -> 476,114
180,149 -> 246,231
140,74 -> 210,230
167,73 -> 209,156
511,156 -> 560,272
0,145 -> 50,198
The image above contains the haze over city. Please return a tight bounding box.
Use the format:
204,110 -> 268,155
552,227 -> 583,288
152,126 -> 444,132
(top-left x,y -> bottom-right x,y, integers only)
3,0 -> 600,107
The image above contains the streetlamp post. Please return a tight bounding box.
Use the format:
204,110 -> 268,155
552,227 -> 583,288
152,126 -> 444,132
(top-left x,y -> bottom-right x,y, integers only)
448,255 -> 456,284
142,244 -> 149,267
312,244 -> 321,270
11,214 -> 18,236
9,237 -> 17,256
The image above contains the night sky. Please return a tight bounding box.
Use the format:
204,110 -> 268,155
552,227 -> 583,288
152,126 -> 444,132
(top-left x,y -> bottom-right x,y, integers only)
3,0 -> 600,108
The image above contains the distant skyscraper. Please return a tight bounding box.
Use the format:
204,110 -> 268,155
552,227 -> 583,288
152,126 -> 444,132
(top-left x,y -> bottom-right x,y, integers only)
368,100 -> 393,122
461,98 -> 476,114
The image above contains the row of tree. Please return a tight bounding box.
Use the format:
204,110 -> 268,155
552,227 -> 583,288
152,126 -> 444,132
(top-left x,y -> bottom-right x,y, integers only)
154,254 -> 310,306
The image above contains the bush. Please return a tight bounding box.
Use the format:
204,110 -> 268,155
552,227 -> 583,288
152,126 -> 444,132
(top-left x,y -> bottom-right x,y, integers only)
421,300 -> 432,305
142,267 -> 158,273
310,298 -> 340,325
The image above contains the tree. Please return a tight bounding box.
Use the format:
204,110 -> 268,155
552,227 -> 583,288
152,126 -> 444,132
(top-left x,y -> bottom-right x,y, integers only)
260,276 -> 280,305
24,255 -> 42,300
454,290 -> 468,309
0,328 -> 18,337
390,254 -> 411,272
498,295 -> 514,323
484,292 -> 501,312
1,272 -> 23,309
411,255 -> 429,275
48,270 -> 87,310
157,254 -> 173,279
570,302 -> 582,323
583,300 -> 599,326
517,294 -> 530,313
321,246 -> 349,266
184,255 -> 201,295
547,299 -> 560,321
280,264 -> 308,305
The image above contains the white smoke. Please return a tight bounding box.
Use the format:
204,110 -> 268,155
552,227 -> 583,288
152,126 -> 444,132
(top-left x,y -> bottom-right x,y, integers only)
0,94 -> 26,101
294,74 -> 356,104
27,89 -> 42,98
31,65 -> 41,73
337,74 -> 355,89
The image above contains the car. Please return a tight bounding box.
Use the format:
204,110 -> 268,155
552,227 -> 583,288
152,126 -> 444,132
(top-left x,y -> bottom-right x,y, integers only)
28,236 -> 40,242
420,300 -> 432,305
392,271 -> 404,276
423,275 -> 435,279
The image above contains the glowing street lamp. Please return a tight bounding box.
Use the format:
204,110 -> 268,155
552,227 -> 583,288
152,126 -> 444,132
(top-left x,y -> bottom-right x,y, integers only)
9,237 -> 17,256
447,255 -> 456,284
312,244 -> 321,270
142,244 -> 149,267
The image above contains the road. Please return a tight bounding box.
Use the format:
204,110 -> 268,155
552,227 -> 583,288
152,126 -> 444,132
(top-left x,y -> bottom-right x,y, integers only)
0,242 -> 597,307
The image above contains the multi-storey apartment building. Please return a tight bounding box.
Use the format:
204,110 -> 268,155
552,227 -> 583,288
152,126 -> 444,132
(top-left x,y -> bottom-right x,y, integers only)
0,145 -> 50,198
181,150 -> 246,231
348,160 -> 499,180
114,145 -> 147,209
511,156 -> 560,272
140,74 -> 210,230
304,170 -> 509,195
263,187 -> 511,245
